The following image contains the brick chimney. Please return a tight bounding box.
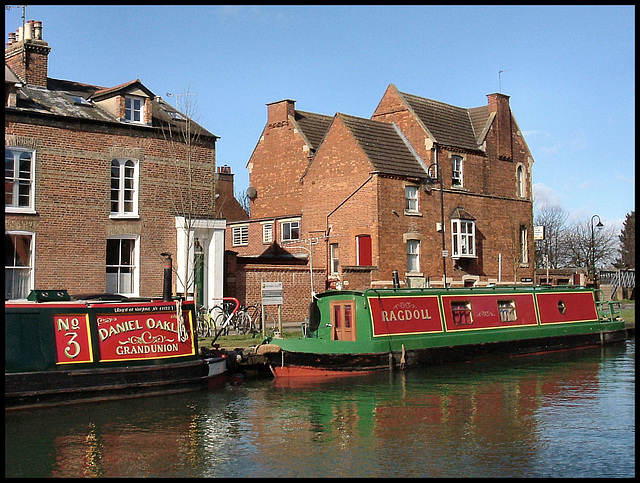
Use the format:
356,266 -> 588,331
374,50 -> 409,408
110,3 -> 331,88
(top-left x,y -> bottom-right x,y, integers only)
5,20 -> 51,88
487,92 -> 513,161
266,99 -> 296,126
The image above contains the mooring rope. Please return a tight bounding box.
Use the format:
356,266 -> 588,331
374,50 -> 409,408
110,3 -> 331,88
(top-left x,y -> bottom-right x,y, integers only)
176,299 -> 189,343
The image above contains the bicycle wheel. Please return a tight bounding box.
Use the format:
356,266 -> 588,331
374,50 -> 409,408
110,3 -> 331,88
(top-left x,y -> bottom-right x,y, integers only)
213,311 -> 228,336
196,306 -> 208,338
234,311 -> 252,335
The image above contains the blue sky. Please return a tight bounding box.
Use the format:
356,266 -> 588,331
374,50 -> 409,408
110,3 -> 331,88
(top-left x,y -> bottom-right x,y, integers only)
5,5 -> 635,233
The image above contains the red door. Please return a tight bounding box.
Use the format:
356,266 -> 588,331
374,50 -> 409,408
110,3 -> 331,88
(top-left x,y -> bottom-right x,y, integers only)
357,235 -> 372,266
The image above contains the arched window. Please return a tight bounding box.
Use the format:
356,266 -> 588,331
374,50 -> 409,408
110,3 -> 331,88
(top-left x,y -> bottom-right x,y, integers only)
517,165 -> 525,198
111,158 -> 139,217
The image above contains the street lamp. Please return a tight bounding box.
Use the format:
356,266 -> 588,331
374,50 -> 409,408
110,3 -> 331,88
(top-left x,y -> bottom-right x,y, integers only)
590,214 -> 604,289
424,162 -> 447,287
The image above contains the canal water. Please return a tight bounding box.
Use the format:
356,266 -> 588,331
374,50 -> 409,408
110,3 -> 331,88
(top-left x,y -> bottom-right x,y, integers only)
5,339 -> 635,478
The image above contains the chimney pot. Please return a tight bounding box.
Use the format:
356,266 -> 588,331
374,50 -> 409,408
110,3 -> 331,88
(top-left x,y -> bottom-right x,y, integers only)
34,21 -> 43,40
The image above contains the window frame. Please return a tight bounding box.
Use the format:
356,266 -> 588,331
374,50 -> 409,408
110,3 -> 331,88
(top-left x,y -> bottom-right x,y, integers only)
407,239 -> 420,273
405,185 -> 419,214
330,243 -> 339,275
451,301 -> 473,325
262,223 -> 273,244
5,231 -> 35,300
451,155 -> 463,187
520,225 -> 529,265
281,219 -> 300,242
232,225 -> 249,246
516,164 -> 525,198
498,300 -> 518,322
124,95 -> 145,124
451,219 -> 476,258
5,147 -> 36,213
110,158 -> 139,218
106,235 -> 139,297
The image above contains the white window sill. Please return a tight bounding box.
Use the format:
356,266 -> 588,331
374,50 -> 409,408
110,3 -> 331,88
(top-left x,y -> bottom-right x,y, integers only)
404,210 -> 423,217
5,207 -> 37,215
109,214 -> 140,220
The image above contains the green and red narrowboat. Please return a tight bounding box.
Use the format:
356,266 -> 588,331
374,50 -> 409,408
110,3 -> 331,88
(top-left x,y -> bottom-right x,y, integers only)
263,285 -> 627,378
5,290 -> 227,411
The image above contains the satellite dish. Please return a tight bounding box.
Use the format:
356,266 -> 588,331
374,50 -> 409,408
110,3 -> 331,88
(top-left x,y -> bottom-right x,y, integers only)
246,186 -> 257,199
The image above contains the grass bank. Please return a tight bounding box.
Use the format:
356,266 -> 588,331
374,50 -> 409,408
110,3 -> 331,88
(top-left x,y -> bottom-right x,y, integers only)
198,331 -> 303,351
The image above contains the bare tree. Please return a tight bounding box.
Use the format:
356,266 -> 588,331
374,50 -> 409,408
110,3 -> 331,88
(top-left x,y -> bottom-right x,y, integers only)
563,218 -> 619,271
158,87 -> 217,298
534,205 -> 569,269
235,188 -> 250,217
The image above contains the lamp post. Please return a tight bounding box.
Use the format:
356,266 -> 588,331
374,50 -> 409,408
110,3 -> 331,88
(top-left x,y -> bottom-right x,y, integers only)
590,214 -> 604,289
424,162 -> 447,287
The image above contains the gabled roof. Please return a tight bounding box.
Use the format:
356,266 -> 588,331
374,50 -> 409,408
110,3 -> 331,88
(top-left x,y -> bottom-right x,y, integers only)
90,79 -> 155,101
6,73 -> 217,139
397,89 -> 490,152
293,110 -> 333,151
338,113 -> 427,179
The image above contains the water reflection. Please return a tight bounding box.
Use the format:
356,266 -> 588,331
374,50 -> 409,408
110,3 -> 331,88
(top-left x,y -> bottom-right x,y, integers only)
5,341 -> 634,478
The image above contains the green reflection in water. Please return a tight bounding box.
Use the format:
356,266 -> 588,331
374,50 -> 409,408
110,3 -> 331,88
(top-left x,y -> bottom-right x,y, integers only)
5,341 -> 635,478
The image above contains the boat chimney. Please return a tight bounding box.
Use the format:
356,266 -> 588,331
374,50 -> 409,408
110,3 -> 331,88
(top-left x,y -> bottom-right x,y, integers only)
392,270 -> 400,289
161,253 -> 173,301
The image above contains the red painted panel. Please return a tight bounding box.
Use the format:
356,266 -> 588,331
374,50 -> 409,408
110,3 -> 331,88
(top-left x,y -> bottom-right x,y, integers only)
96,309 -> 196,362
53,313 -> 94,364
536,291 -> 598,324
368,295 -> 444,336
442,294 -> 538,331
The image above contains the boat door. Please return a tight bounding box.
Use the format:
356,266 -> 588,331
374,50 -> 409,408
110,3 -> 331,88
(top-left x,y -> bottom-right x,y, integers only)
330,300 -> 356,341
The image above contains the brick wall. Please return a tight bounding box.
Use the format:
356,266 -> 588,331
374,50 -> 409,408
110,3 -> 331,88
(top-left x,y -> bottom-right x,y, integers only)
248,100 -> 314,219
5,117 -> 217,297
233,262 -> 326,323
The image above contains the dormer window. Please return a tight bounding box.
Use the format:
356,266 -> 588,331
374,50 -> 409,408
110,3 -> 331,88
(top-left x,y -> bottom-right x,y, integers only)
125,96 -> 144,123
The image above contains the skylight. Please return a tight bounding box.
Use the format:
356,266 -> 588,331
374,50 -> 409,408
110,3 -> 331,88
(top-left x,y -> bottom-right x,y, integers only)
69,95 -> 92,106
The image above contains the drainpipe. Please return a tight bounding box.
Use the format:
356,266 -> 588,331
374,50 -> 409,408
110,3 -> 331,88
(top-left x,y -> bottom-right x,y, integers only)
434,144 -> 447,288
325,174 -> 374,281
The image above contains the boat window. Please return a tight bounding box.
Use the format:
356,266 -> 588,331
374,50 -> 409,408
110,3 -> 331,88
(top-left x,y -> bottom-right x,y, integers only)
451,302 -> 473,325
557,300 -> 566,314
333,305 -> 342,329
498,300 -> 517,322
344,304 -> 352,328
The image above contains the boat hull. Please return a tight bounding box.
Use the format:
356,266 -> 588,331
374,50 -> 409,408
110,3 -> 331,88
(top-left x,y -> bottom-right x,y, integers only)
5,356 -> 227,411
268,328 -> 628,378
265,286 -> 629,378
5,296 -> 228,411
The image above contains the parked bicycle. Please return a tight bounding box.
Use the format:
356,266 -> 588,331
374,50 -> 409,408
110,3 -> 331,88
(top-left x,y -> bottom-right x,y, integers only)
209,297 -> 241,344
242,301 -> 277,334
209,300 -> 277,335
196,305 -> 217,338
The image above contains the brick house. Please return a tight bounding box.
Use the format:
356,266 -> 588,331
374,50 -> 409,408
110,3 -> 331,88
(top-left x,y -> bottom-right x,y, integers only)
228,84 -> 535,322
5,20 -> 232,307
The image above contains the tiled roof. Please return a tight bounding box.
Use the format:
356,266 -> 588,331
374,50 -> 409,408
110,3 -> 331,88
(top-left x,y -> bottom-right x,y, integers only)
7,74 -> 217,139
398,90 -> 489,152
338,113 -> 427,179
293,110 -> 333,150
